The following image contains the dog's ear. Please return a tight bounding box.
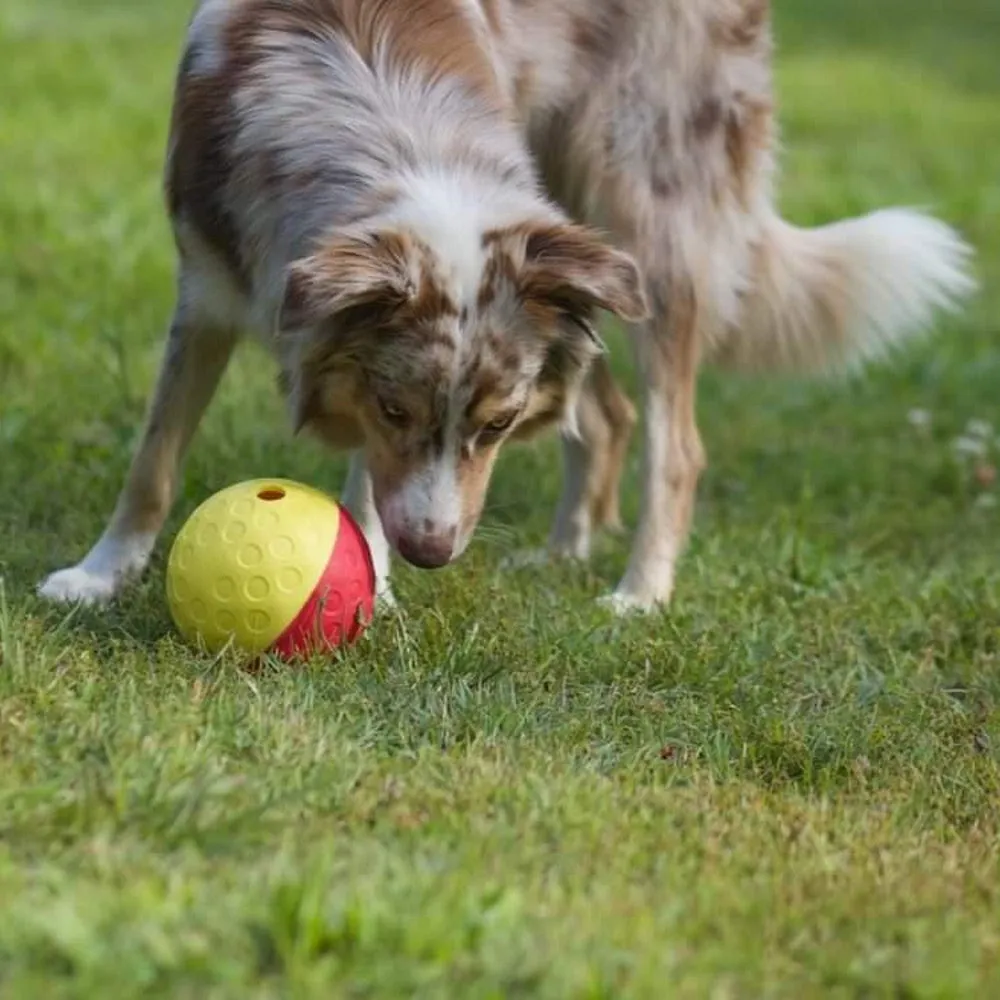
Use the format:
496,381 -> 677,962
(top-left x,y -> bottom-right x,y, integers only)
515,221 -> 649,332
279,230 -> 420,434
279,342 -> 329,436
280,230 -> 419,331
484,221 -> 648,439
277,231 -> 418,439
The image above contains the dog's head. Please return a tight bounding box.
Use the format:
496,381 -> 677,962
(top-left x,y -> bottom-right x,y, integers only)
280,219 -> 647,569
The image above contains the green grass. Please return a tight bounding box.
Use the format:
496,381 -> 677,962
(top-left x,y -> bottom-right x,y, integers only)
2,1 -> 999,995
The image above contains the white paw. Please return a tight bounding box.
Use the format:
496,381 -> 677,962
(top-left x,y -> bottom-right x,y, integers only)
597,589 -> 663,616
549,529 -> 591,562
499,548 -> 550,571
37,532 -> 155,607
549,537 -> 591,561
547,517 -> 592,561
37,565 -> 121,606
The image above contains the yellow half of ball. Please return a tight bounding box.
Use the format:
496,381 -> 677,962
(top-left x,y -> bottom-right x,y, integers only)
166,479 -> 341,655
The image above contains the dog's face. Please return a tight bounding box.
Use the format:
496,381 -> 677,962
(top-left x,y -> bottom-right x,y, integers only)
281,220 -> 647,568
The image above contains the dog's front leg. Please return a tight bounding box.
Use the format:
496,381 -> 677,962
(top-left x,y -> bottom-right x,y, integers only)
342,451 -> 395,609
38,293 -> 238,605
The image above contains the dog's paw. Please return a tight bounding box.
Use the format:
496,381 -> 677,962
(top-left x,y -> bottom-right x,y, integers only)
37,565 -> 121,606
597,588 -> 665,617
547,534 -> 592,561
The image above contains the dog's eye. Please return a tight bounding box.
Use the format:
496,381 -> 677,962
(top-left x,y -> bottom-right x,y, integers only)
487,413 -> 516,432
479,412 -> 517,441
378,397 -> 409,427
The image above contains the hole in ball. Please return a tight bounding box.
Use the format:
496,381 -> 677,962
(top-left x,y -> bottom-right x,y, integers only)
257,487 -> 286,502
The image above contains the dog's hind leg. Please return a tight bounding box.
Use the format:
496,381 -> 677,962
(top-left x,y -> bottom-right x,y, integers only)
549,356 -> 636,559
38,285 -> 237,605
603,276 -> 705,614
585,357 -> 637,536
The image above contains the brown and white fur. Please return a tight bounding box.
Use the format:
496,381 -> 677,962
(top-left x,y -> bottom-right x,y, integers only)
39,0 -> 973,613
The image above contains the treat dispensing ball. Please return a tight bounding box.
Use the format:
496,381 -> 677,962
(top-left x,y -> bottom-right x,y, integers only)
166,479 -> 376,659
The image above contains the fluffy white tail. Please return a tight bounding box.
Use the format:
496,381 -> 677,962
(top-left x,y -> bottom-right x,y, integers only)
717,208 -> 975,373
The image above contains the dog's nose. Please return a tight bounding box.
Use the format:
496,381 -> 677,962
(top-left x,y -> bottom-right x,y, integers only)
396,531 -> 455,569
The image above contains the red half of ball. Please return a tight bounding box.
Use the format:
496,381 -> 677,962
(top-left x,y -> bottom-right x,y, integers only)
270,505 -> 377,659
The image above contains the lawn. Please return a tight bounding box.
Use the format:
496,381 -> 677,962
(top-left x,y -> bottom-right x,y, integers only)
1,0 -> 999,996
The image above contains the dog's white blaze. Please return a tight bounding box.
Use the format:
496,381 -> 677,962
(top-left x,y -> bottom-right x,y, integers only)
381,429 -> 463,554
390,170 -> 546,321
391,172 -> 490,319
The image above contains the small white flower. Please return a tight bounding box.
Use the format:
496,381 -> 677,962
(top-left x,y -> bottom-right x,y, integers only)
966,419 -> 994,439
907,408 -> 932,429
952,435 -> 987,457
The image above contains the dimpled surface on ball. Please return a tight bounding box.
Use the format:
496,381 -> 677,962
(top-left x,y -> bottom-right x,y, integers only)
166,479 -> 341,655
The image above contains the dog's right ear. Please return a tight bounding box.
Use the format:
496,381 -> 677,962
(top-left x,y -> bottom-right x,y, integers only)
279,230 -> 420,331
279,230 -> 421,435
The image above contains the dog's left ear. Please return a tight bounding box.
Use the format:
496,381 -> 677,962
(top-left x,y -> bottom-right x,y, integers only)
515,222 -> 649,338
491,222 -> 648,442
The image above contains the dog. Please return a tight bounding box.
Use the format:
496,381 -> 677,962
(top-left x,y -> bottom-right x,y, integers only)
39,0 -> 974,613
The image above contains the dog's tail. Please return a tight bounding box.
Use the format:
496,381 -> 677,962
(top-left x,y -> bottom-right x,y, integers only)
715,208 -> 975,373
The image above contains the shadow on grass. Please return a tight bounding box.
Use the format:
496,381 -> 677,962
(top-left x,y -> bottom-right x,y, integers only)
27,566 -> 178,658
